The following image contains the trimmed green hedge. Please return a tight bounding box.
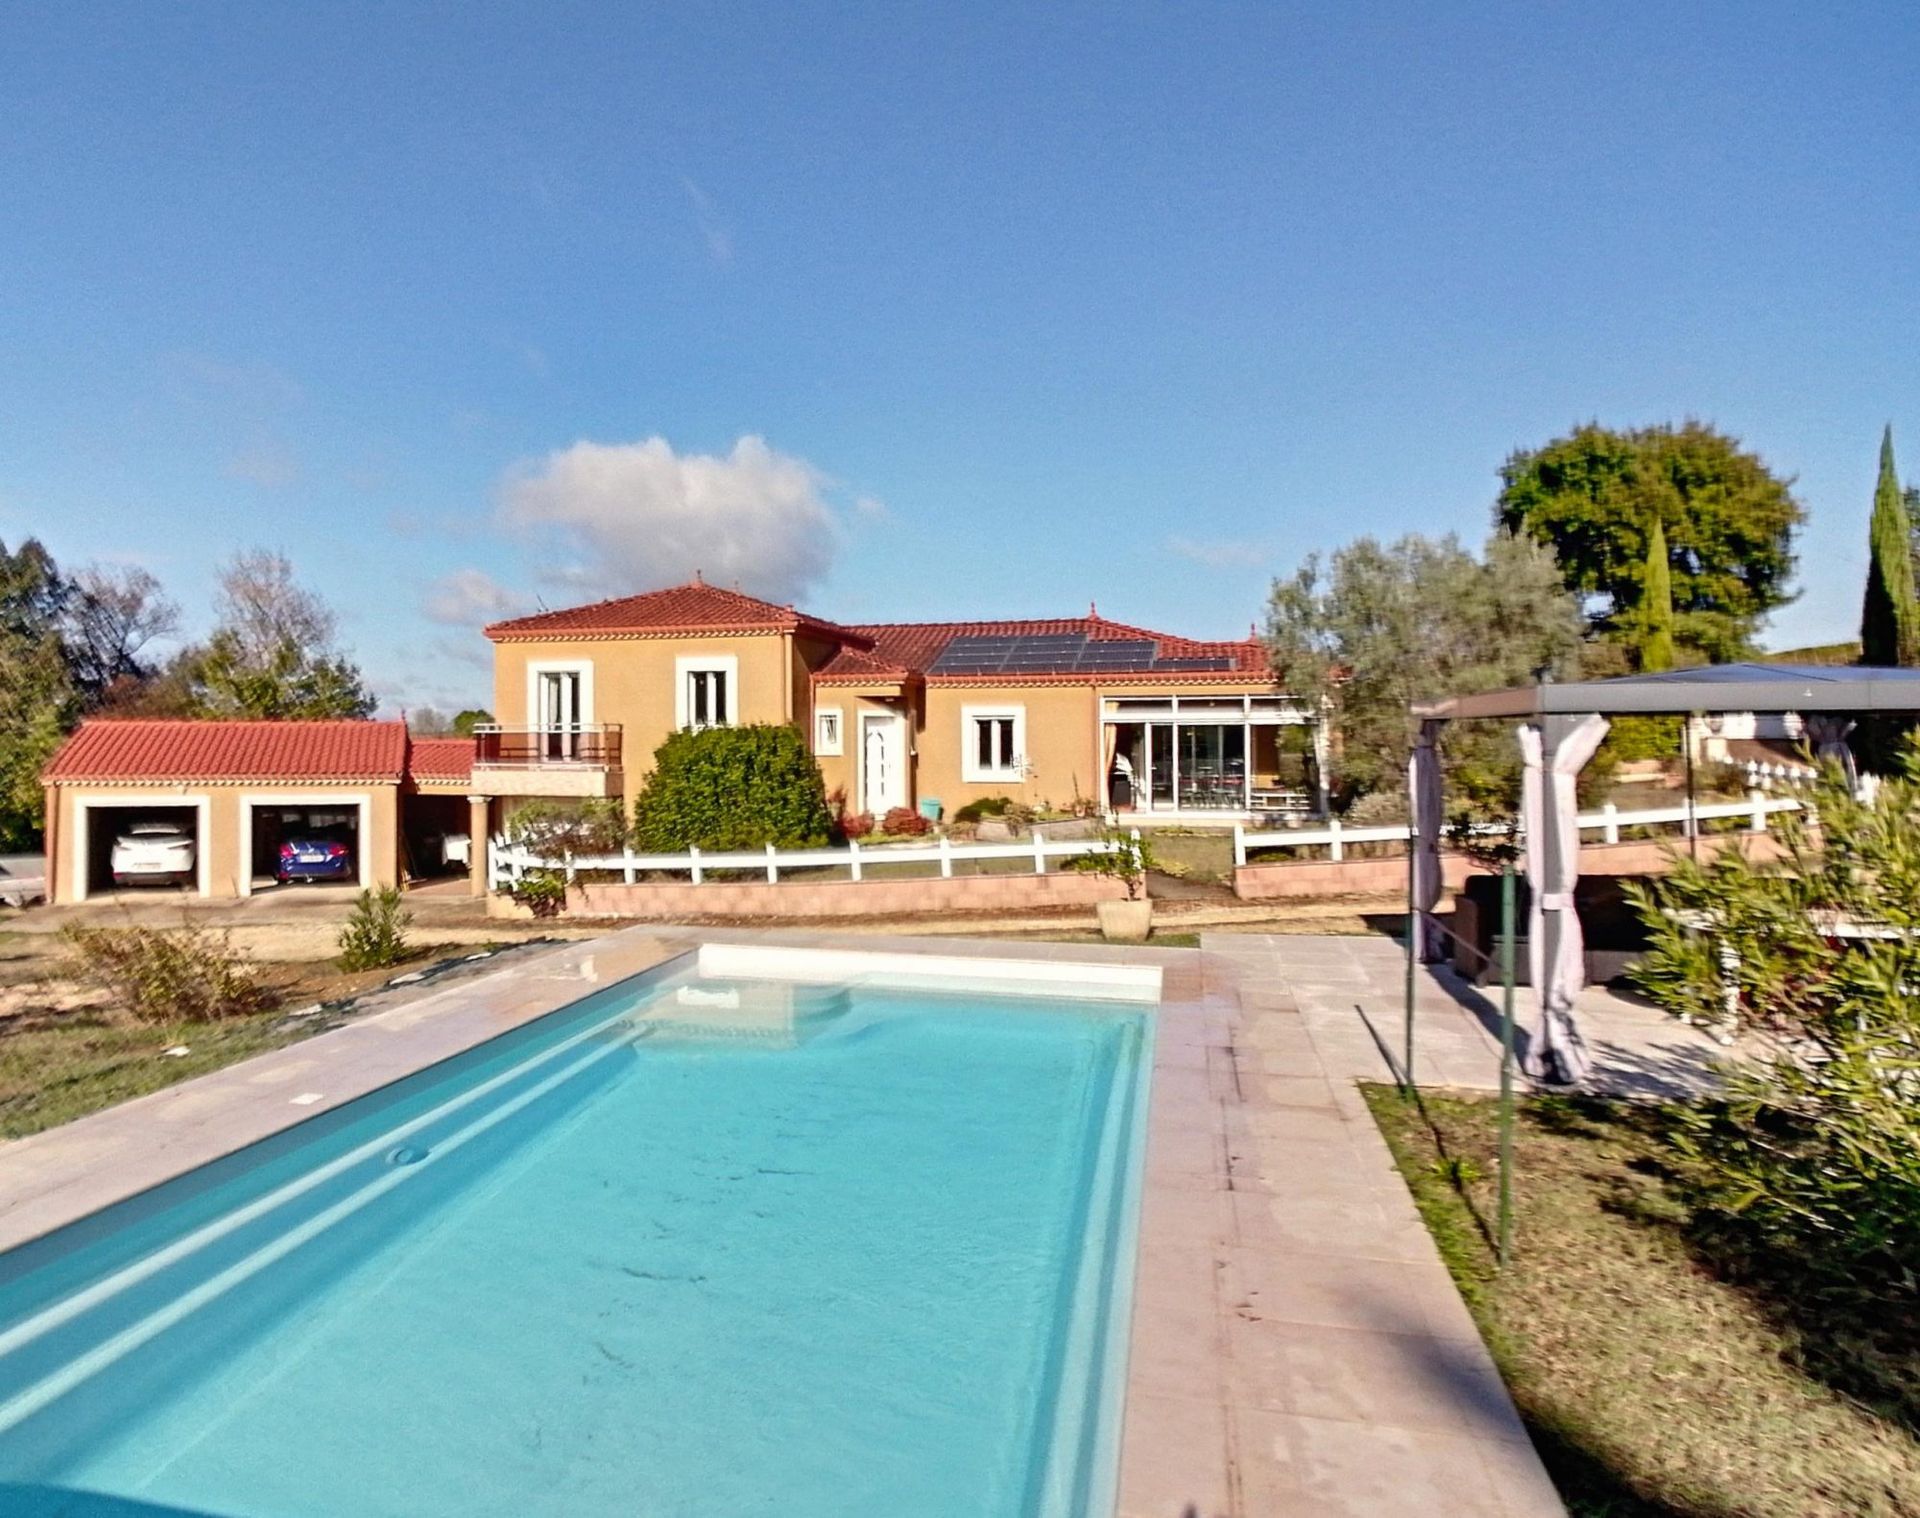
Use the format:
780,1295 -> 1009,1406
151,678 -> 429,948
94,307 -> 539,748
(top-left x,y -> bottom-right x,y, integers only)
630,723 -> 835,851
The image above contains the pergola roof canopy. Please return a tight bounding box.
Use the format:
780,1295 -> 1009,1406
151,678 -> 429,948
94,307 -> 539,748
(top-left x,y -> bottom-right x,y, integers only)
1412,662 -> 1920,721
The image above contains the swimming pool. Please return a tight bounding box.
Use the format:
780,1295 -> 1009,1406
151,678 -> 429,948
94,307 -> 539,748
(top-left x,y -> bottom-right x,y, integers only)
0,950 -> 1155,1517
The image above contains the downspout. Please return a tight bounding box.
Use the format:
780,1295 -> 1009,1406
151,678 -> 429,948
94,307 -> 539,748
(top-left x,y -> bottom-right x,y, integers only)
781,632 -> 795,724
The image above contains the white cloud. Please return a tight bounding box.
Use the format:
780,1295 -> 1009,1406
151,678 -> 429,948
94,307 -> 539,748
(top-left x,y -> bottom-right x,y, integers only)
424,568 -> 535,627
498,435 -> 839,605
1167,535 -> 1267,570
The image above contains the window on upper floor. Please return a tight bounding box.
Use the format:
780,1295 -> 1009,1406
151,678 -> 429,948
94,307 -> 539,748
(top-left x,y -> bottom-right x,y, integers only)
675,656 -> 738,731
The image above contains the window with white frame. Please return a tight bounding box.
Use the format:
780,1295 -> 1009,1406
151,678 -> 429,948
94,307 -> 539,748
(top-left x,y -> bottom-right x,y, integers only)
815,707 -> 844,755
962,704 -> 1026,782
675,655 -> 738,730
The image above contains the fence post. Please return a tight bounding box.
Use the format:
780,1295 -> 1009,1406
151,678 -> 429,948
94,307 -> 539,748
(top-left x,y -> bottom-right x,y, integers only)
849,839 -> 862,882
622,846 -> 636,885
766,842 -> 779,884
564,850 -> 576,884
1748,788 -> 1767,833
1329,818 -> 1343,863
1602,802 -> 1619,845
1033,829 -> 1047,875
1233,823 -> 1247,869
689,845 -> 703,885
938,835 -> 953,878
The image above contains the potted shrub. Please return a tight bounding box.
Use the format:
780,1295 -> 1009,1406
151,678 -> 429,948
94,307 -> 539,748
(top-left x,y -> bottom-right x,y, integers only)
1072,829 -> 1156,941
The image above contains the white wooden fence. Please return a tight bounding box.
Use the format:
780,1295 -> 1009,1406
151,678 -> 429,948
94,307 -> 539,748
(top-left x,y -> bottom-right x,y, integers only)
1232,793 -> 1803,867
488,830 -> 1132,891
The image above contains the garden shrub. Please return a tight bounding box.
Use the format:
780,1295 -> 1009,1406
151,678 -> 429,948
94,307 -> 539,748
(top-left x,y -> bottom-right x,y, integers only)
503,870 -> 568,918
503,798 -> 628,861
337,886 -> 412,971
1628,751 -> 1920,1407
840,811 -> 875,840
880,806 -> 931,837
630,724 -> 834,851
952,796 -> 1012,823
60,923 -> 269,1024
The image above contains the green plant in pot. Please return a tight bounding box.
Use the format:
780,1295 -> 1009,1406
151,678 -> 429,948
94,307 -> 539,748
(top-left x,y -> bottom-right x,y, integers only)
1071,828 -> 1156,941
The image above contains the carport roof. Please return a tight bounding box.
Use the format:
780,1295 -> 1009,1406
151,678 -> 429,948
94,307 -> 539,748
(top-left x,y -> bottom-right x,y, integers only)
1410,662 -> 1920,720
44,720 -> 411,784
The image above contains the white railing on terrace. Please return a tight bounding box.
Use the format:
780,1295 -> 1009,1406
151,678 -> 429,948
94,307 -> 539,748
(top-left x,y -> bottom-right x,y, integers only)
1232,792 -> 1803,867
488,830 -> 1133,890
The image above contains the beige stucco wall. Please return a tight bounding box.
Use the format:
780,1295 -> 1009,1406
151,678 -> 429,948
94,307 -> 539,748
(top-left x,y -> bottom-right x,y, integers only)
47,781 -> 402,904
918,684 -> 1103,814
490,633 -> 798,808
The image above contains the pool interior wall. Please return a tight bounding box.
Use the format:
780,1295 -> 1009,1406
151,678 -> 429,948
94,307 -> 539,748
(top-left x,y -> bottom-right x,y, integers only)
0,954 -> 1154,1518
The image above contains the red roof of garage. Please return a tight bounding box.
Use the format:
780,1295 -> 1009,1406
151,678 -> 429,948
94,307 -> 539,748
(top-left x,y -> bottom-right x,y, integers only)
44,720 -> 411,784
406,736 -> 475,783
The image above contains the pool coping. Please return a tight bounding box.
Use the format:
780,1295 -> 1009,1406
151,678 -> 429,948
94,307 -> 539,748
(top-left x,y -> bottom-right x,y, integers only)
0,925 -> 1563,1516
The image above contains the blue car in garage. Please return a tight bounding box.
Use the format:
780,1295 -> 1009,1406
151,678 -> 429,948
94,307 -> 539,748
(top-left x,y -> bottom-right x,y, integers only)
276,834 -> 355,884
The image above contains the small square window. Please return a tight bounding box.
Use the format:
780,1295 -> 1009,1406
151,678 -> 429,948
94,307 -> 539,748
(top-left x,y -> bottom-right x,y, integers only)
962,705 -> 1026,782
815,708 -> 843,755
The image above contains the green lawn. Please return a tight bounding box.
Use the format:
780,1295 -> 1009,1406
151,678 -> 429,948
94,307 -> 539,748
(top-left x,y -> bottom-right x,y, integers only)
1363,1086 -> 1920,1517
0,1009 -> 311,1139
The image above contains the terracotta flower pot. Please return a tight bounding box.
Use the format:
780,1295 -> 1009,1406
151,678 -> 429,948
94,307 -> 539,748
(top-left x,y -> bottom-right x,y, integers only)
1098,898 -> 1153,942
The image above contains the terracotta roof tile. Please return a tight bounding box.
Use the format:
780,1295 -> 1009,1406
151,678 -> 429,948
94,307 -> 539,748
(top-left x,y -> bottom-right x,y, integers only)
44,720 -> 410,784
406,736 -> 476,783
485,579 -> 871,646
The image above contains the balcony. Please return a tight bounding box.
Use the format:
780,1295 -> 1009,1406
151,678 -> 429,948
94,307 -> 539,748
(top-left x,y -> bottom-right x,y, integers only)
471,725 -> 623,798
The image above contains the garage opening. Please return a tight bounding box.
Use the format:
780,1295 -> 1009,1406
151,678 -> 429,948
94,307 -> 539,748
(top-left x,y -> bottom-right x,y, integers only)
84,803 -> 202,900
402,794 -> 471,882
248,803 -> 362,891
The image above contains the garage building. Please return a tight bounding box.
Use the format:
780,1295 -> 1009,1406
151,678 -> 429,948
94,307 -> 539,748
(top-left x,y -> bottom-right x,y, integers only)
42,720 -> 415,904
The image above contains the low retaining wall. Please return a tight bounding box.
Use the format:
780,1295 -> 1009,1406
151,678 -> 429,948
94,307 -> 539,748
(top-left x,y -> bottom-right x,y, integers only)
543,870 -> 1127,921
1233,831 -> 1785,901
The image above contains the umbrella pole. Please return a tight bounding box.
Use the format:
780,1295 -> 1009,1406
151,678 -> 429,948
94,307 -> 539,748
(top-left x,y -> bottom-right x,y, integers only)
1498,860 -> 1517,1267
1683,715 -> 1699,862
1402,836 -> 1417,1094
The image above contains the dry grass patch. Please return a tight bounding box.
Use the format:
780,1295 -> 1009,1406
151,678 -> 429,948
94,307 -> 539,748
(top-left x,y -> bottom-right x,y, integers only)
1364,1086 -> 1920,1518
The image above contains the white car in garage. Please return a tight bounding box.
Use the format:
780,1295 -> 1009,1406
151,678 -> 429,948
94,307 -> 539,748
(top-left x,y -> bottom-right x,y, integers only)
110,821 -> 197,888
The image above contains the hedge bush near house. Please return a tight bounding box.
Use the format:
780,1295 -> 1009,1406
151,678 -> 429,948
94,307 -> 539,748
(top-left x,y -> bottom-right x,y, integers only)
503,798 -> 629,857
630,724 -> 834,851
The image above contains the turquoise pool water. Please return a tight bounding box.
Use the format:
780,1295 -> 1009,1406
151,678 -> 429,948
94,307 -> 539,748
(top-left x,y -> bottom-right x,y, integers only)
0,965 -> 1152,1517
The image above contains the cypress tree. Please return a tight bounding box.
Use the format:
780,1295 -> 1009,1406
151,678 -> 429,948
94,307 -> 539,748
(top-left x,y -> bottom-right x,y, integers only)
1640,518 -> 1675,672
1861,425 -> 1917,666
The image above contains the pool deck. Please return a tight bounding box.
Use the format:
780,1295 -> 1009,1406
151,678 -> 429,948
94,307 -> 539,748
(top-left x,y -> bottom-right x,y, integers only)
0,926 -> 1571,1517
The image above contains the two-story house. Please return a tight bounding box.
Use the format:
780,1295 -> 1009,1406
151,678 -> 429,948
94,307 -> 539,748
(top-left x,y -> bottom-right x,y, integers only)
470,576 -> 1323,855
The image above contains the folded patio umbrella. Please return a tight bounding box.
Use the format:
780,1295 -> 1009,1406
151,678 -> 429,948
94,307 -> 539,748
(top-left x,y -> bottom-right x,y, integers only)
1519,713 -> 1609,1086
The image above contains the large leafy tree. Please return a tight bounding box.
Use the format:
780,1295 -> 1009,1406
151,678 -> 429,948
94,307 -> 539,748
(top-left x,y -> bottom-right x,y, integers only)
1496,421 -> 1803,663
0,540 -> 77,846
60,564 -> 181,702
178,550 -> 374,719
1267,531 -> 1585,810
1861,425 -> 1917,666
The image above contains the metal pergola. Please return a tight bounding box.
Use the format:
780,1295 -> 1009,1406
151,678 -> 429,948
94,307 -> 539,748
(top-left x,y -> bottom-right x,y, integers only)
1402,661 -> 1920,1263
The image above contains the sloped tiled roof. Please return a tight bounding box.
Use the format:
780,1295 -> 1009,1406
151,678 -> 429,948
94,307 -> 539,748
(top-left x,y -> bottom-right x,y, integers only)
406,736 -> 475,783
486,578 -> 872,647
44,720 -> 411,784
816,613 -> 1270,684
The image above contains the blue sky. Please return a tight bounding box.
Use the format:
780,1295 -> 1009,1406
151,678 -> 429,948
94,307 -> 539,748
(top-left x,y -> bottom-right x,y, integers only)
2,3 -> 1916,712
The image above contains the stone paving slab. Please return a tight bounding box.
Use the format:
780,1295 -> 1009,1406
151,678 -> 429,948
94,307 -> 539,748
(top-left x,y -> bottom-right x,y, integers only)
1118,935 -> 1564,1517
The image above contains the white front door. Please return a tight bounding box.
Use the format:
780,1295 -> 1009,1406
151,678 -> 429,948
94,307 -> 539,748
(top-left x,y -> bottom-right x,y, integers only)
861,713 -> 905,815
